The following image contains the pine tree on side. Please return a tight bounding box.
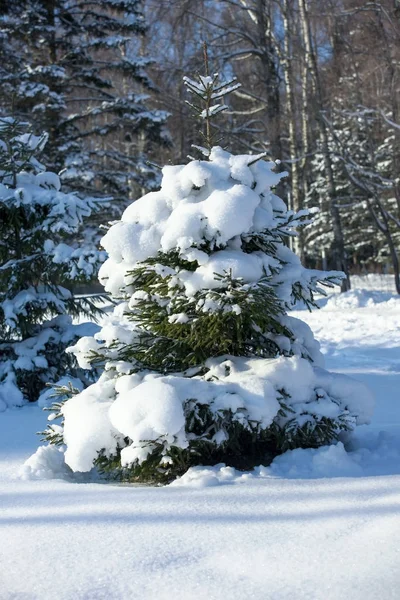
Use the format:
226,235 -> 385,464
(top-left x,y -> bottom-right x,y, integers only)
42,73 -> 374,483
0,118 -> 104,411
0,0 -> 170,203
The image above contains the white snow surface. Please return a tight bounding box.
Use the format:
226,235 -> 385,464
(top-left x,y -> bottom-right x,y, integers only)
1,286 -> 400,599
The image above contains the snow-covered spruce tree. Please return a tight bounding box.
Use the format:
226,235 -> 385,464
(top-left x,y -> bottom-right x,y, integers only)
48,73 -> 373,483
303,78 -> 391,271
303,130 -> 377,269
303,101 -> 378,269
0,0 -> 170,203
0,118 -> 104,411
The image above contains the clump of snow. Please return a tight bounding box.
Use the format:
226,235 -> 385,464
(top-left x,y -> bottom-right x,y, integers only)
279,315 -> 325,366
170,464 -> 239,488
0,371 -> 25,412
62,375 -> 122,472
109,379 -> 187,466
20,445 -> 72,481
99,146 -> 337,307
35,170 -> 61,191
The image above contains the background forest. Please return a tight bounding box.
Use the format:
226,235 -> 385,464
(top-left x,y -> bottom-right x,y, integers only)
1,0 -> 399,291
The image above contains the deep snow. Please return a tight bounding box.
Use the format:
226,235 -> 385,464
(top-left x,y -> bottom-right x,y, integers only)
1,285 -> 400,599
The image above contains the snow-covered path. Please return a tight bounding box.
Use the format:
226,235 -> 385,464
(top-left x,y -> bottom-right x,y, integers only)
1,290 -> 400,600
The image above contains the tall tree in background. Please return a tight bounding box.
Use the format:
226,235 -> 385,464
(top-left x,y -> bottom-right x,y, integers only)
0,0 -> 170,203
282,0 -> 305,262
316,0 -> 400,291
303,90 -> 383,270
297,0 -> 350,290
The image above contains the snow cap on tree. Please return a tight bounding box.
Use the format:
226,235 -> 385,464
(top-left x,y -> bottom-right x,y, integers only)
44,72 -> 374,482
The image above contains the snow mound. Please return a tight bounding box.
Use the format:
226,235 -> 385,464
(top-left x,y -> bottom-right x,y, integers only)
20,445 -> 72,481
320,289 -> 400,311
269,442 -> 363,478
268,432 -> 400,478
169,446 -> 362,487
0,371 -> 25,411
171,433 -> 400,487
170,464 -> 249,487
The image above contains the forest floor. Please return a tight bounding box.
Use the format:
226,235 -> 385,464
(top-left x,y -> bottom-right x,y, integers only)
1,278 -> 400,600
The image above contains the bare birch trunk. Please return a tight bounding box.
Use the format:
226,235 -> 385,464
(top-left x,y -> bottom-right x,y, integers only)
298,0 -> 350,291
282,0 -> 304,261
239,0 -> 282,159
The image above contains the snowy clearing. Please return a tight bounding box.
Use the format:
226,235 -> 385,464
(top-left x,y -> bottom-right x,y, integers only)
1,287 -> 400,599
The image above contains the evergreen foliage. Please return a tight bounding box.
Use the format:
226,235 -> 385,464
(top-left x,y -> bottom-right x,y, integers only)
41,380 -> 82,446
304,107 -> 369,266
304,81 -> 399,269
183,51 -> 241,153
0,0 -> 170,202
45,73 -> 373,483
0,118 -> 103,409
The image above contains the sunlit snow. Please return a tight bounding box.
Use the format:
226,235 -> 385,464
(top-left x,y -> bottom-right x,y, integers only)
1,283 -> 399,599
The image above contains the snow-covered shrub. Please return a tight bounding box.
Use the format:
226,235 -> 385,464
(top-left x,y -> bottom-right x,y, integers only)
0,118 -> 104,410
47,74 -> 374,482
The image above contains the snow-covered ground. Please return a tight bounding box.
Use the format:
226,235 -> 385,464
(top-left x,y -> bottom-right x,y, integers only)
1,284 -> 400,599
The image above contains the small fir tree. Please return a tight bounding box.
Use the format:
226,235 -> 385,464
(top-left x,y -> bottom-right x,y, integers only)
0,118 -> 104,411
44,73 -> 373,483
